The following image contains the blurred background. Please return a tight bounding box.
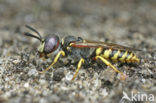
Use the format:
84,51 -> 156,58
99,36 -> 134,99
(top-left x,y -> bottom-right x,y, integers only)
0,0 -> 156,103
0,0 -> 155,40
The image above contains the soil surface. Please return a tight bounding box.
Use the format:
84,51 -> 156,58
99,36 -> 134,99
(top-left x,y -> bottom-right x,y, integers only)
0,0 -> 156,103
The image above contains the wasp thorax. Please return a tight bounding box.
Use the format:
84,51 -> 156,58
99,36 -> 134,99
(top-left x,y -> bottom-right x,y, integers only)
38,35 -> 60,54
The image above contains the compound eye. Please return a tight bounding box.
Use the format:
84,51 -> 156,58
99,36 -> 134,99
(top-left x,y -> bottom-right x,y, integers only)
44,35 -> 59,54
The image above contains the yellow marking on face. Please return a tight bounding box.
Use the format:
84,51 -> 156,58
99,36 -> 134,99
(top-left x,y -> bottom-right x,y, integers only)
119,51 -> 128,61
38,42 -> 45,53
96,47 -> 103,56
61,38 -> 64,45
103,49 -> 112,59
112,50 -> 120,60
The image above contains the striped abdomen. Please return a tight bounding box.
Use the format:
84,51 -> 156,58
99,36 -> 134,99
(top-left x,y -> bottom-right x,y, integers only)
95,47 -> 140,63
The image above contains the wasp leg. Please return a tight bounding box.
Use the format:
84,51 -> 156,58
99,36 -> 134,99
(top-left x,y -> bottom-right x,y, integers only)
95,56 -> 124,75
72,58 -> 85,80
41,50 -> 65,73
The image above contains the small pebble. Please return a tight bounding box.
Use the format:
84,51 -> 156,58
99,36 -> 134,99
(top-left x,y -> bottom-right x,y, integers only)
12,59 -> 20,64
53,68 -> 65,81
141,78 -> 146,83
24,82 -> 29,88
101,89 -> 108,97
39,98 -> 48,103
28,69 -> 38,77
65,72 -> 73,81
39,79 -> 47,85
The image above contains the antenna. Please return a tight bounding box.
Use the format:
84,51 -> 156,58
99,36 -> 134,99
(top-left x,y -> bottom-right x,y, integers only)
23,32 -> 42,42
25,25 -> 42,40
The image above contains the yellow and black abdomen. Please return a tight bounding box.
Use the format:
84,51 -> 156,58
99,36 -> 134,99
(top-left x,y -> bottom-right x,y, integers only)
95,47 -> 140,63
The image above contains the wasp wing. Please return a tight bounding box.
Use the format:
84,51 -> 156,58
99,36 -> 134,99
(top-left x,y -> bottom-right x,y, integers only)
70,39 -> 141,51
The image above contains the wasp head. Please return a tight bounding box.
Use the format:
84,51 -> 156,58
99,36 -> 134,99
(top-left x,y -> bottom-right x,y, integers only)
24,25 -> 60,59
38,35 -> 60,58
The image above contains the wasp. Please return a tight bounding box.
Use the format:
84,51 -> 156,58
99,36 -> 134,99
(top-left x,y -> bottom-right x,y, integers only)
24,25 -> 140,80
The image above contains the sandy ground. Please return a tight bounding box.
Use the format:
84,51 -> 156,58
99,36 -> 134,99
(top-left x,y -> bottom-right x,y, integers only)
0,0 -> 156,103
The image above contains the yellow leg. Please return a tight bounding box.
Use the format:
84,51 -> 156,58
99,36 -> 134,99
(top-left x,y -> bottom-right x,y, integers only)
40,50 -> 65,73
95,56 -> 123,75
72,58 -> 85,80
